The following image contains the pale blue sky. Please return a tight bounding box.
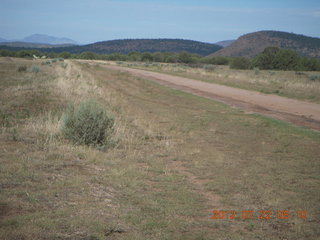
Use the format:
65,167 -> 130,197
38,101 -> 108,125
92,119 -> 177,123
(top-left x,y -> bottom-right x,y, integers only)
0,0 -> 319,44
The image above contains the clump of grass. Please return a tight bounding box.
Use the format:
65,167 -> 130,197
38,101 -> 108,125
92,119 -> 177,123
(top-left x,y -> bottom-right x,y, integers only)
17,65 -> 27,72
31,65 -> 41,73
308,74 -> 320,81
61,63 -> 68,68
253,67 -> 260,75
61,100 -> 115,148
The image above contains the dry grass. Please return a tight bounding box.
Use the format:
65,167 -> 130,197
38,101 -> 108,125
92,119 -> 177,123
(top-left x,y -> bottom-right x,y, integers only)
0,58 -> 320,240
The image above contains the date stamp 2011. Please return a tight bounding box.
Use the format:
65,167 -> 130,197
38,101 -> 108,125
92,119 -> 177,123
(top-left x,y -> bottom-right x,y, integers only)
210,210 -> 309,220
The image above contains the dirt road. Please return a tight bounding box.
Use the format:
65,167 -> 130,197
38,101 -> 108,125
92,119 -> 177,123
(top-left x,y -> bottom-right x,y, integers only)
104,65 -> 320,131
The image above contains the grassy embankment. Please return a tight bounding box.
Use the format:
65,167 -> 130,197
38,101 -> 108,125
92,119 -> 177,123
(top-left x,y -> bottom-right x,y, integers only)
0,57 -> 319,240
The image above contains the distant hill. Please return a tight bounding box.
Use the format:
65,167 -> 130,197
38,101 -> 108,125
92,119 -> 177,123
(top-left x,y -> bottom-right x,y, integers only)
210,31 -> 320,58
0,38 -> 7,42
215,40 -> 235,48
0,42 -> 76,48
48,39 -> 222,56
0,39 -> 222,56
22,34 -> 77,45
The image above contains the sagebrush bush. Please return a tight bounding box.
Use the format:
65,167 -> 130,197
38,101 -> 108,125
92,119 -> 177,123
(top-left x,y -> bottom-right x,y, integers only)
31,65 -> 41,73
17,65 -> 27,72
308,75 -> 320,81
62,100 -> 115,147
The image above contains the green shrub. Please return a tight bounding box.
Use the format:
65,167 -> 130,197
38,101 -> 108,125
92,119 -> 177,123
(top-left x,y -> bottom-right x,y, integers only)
17,65 -> 27,72
31,65 -> 41,73
230,57 -> 251,69
61,100 -> 115,147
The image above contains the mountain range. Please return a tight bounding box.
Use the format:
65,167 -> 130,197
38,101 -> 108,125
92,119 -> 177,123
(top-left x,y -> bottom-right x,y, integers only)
1,31 -> 320,58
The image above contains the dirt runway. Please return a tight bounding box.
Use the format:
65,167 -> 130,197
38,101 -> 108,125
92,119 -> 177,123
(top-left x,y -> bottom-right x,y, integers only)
105,65 -> 320,131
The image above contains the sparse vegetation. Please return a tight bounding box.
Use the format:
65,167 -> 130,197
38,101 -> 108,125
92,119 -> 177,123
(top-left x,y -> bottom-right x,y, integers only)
62,100 -> 115,147
0,57 -> 319,240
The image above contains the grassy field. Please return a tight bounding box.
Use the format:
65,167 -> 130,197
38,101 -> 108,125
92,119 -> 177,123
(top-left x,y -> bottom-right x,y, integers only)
116,61 -> 320,103
0,57 -> 320,240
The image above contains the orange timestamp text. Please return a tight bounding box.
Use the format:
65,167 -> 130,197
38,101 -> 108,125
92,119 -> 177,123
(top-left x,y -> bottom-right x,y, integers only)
210,210 -> 308,220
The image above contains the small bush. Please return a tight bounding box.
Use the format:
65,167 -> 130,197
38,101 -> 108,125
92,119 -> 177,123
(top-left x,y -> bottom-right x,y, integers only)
61,100 -> 115,147
31,65 -> 41,73
308,75 -> 320,82
17,66 -> 27,72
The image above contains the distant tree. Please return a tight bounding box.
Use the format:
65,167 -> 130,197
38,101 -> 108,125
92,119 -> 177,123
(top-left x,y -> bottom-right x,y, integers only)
80,51 -> 97,60
202,56 -> 229,65
106,53 -> 128,61
0,49 -> 15,57
141,52 -> 154,62
59,52 -> 72,59
128,52 -> 142,61
301,57 -> 320,71
273,49 -> 301,70
17,50 -> 33,58
230,57 -> 251,69
177,52 -> 198,64
152,52 -> 165,62
163,53 -> 178,63
253,47 -> 280,69
214,56 -> 230,65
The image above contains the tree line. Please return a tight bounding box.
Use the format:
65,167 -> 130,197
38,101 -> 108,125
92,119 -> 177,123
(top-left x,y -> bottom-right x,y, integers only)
1,47 -> 320,71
